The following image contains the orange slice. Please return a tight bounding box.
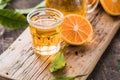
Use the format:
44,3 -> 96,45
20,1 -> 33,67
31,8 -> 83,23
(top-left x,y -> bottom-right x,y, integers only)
100,0 -> 120,16
61,14 -> 93,45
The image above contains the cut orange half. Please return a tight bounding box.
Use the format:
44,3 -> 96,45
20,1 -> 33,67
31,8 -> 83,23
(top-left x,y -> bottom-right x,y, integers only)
61,14 -> 93,45
100,0 -> 120,16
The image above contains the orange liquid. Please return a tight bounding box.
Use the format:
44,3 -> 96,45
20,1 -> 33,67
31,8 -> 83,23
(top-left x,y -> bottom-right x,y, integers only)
29,25 -> 61,47
29,11 -> 62,55
46,0 -> 87,16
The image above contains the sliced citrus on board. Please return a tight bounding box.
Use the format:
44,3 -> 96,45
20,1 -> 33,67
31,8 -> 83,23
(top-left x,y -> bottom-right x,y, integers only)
100,0 -> 120,16
61,14 -> 93,45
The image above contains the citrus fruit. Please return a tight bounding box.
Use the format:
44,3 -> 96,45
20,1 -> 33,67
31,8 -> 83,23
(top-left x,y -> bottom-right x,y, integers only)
100,0 -> 120,16
61,14 -> 93,45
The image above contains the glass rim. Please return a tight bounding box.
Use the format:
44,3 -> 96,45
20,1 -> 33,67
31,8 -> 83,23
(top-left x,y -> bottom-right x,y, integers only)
27,8 -> 64,29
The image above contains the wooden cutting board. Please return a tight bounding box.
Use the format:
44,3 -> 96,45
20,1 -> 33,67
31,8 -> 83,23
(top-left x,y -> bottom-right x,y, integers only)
0,7 -> 120,80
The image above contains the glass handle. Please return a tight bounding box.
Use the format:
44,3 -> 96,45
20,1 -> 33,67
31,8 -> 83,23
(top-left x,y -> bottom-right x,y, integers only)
87,0 -> 99,13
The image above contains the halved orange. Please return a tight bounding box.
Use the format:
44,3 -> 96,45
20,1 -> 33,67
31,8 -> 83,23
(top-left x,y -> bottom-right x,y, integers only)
61,14 -> 93,45
100,0 -> 120,16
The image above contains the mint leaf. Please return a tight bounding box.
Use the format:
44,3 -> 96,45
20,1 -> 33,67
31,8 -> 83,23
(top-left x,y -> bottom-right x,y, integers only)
117,60 -> 120,72
53,74 -> 87,80
15,0 -> 45,14
0,9 -> 28,29
50,45 -> 68,72
0,0 -> 10,9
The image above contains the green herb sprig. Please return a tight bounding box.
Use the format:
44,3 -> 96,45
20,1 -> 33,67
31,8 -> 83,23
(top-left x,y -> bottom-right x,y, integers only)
53,74 -> 87,80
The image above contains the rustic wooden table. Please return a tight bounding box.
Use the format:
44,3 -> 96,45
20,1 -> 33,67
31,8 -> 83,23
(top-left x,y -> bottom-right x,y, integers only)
0,0 -> 120,80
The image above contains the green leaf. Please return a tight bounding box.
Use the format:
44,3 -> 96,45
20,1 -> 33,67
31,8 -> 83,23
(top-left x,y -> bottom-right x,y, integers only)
0,0 -> 10,9
0,4 -> 7,9
117,60 -> 120,72
0,9 -> 28,29
50,45 -> 68,72
53,74 -> 87,80
50,52 -> 66,72
15,0 -> 45,14
0,0 -> 10,4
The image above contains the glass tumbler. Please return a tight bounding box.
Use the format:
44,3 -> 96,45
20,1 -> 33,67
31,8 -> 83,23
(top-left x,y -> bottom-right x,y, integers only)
27,8 -> 64,55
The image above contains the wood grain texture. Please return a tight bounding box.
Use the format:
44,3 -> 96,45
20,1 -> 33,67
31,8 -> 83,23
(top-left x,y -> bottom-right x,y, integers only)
88,29 -> 120,80
0,6 -> 120,80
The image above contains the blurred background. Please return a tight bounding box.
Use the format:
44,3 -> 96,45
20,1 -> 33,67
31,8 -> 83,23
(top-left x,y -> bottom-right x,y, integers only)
0,0 -> 120,80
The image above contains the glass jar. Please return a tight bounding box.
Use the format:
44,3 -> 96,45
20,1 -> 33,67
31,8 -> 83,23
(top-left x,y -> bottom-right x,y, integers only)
46,0 -> 99,16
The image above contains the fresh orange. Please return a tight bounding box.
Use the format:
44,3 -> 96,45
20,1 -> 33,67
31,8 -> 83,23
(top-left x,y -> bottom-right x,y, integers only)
61,14 -> 93,45
100,0 -> 120,16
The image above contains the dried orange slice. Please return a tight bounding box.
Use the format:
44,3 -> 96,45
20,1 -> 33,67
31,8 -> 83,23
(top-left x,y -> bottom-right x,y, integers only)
61,14 -> 93,45
100,0 -> 120,16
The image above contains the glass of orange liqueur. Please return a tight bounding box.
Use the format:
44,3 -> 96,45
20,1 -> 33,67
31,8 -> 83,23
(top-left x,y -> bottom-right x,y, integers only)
27,8 -> 64,55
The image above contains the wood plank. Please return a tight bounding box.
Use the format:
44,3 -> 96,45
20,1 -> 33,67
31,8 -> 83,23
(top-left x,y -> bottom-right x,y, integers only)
0,8 -> 120,80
